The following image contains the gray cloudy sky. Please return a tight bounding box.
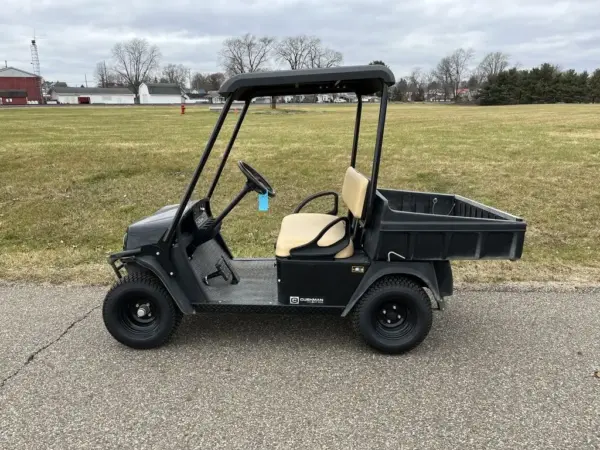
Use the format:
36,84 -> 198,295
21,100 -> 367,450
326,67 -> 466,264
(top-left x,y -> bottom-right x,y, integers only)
2,0 -> 599,85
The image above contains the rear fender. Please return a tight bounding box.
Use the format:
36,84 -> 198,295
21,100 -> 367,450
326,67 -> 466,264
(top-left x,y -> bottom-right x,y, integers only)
341,261 -> 453,317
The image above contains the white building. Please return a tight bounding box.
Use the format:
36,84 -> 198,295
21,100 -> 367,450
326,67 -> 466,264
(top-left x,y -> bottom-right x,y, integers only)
184,88 -> 209,104
316,94 -> 334,103
49,86 -> 135,104
139,83 -> 186,104
206,90 -> 226,104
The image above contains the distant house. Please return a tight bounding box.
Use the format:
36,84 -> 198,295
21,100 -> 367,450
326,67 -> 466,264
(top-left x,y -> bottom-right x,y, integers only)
184,88 -> 209,104
139,83 -> 186,104
340,93 -> 358,103
317,94 -> 333,103
456,88 -> 478,101
49,86 -> 135,104
206,90 -> 226,104
253,97 -> 271,104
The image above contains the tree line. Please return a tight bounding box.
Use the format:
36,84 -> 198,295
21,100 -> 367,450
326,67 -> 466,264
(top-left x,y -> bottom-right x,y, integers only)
477,64 -> 600,105
90,36 -> 599,106
92,34 -> 344,101
381,49 -> 510,102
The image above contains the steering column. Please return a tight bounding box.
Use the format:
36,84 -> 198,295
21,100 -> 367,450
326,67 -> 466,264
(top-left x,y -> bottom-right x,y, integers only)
211,160 -> 276,228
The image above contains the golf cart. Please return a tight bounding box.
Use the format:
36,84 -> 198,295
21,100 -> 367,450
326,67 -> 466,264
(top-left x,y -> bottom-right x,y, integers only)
103,65 -> 527,354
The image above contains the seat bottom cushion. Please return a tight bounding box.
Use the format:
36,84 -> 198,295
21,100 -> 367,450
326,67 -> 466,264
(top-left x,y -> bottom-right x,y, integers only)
275,213 -> 353,259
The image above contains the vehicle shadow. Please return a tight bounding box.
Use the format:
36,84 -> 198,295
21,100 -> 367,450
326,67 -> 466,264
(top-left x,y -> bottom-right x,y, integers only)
168,303 -> 482,355
173,311 -> 361,351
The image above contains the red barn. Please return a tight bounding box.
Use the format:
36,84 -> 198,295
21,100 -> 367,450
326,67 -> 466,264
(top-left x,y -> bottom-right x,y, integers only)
0,90 -> 28,105
0,67 -> 42,104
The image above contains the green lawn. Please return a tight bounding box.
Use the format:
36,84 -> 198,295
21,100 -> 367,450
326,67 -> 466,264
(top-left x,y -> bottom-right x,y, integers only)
1,103 -> 599,284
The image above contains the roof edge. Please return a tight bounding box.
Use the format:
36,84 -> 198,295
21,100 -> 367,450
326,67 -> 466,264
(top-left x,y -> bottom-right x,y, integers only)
219,65 -> 395,99
0,67 -> 41,78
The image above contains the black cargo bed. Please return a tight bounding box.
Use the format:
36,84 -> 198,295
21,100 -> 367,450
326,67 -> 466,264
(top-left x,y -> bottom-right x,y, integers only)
363,189 -> 526,261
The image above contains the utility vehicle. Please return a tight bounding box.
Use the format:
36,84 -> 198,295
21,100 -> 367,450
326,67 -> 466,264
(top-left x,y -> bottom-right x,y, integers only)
103,65 -> 527,354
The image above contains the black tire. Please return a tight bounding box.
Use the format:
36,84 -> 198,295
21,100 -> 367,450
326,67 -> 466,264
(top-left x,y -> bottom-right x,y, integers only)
352,276 -> 432,354
103,272 -> 183,349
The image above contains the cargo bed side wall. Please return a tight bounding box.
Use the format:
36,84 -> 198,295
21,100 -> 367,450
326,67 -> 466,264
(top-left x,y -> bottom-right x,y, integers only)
364,190 -> 526,261
378,188 -> 455,215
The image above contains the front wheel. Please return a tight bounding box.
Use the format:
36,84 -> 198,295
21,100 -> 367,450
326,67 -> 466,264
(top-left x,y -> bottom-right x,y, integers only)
103,273 -> 183,349
352,276 -> 433,354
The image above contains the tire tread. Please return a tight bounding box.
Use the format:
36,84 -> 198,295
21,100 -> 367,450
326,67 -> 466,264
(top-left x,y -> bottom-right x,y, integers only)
103,272 -> 182,349
351,275 -> 432,353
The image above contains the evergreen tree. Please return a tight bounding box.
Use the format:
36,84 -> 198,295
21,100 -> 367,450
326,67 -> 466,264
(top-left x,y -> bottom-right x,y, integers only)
478,63 -> 600,105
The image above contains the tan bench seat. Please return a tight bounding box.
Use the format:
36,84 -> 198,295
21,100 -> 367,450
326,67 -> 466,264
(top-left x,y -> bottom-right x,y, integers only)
275,213 -> 353,258
275,167 -> 369,259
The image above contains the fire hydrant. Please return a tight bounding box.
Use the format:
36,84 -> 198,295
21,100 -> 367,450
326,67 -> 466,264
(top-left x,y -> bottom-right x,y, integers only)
181,104 -> 185,115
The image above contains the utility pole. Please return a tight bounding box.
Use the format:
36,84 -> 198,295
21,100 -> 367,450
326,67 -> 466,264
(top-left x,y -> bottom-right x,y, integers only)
30,36 -> 43,104
85,74 -> 88,87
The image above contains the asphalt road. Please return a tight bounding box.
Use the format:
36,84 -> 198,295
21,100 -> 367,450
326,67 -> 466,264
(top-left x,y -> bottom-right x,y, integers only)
0,282 -> 598,450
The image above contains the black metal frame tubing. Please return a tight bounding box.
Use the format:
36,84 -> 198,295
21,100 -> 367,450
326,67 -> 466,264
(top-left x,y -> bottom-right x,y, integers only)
163,96 -> 235,244
365,83 -> 389,226
207,100 -> 251,198
164,79 -> 389,245
350,96 -> 362,168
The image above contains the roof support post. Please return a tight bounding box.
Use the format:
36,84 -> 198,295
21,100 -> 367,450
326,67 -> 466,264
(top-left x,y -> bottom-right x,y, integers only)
207,99 -> 250,199
365,83 -> 388,226
350,95 -> 362,168
163,95 -> 235,244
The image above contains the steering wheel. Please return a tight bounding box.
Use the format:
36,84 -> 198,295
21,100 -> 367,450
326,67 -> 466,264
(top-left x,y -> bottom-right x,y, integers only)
237,161 -> 276,198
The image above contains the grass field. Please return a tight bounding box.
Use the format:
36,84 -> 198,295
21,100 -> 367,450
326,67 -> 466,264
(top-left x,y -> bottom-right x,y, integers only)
1,103 -> 599,285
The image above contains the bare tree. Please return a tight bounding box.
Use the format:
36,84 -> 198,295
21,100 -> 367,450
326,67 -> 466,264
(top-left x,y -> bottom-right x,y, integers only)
275,35 -> 314,69
94,61 -> 124,87
219,33 -> 275,107
448,48 -> 475,99
94,61 -> 111,87
477,51 -> 510,83
207,72 -> 225,90
191,72 -> 226,91
219,33 -> 275,76
408,67 -> 426,101
161,63 -> 189,86
191,73 -> 209,91
112,38 -> 161,98
423,70 -> 436,100
433,57 -> 453,101
306,38 -> 343,68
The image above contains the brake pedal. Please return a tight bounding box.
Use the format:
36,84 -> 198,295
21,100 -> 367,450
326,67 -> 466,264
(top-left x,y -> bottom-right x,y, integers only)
203,261 -> 229,285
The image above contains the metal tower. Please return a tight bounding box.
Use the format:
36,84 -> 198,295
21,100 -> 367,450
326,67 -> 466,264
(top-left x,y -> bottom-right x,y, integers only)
30,36 -> 43,103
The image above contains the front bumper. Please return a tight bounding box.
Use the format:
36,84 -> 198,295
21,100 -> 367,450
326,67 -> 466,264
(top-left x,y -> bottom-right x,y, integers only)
108,248 -> 141,279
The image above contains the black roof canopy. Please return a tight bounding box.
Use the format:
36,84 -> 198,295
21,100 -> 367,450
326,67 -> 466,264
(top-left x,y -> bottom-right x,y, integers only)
219,65 -> 395,100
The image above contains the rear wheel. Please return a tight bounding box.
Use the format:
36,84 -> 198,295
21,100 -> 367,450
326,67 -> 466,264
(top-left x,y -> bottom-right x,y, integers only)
103,273 -> 183,349
352,276 -> 432,354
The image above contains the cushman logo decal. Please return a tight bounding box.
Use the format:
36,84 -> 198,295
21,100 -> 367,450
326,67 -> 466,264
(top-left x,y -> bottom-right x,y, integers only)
290,296 -> 324,304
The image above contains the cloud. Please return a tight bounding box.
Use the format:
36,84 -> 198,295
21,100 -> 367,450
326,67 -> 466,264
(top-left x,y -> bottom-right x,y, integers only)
2,0 -> 599,85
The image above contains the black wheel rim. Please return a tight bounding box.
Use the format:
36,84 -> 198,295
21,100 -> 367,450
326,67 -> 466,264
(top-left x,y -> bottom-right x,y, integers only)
373,299 -> 415,339
118,295 -> 160,335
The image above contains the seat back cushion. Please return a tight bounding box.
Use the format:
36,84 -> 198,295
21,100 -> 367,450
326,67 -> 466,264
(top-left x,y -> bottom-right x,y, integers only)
341,167 -> 369,219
